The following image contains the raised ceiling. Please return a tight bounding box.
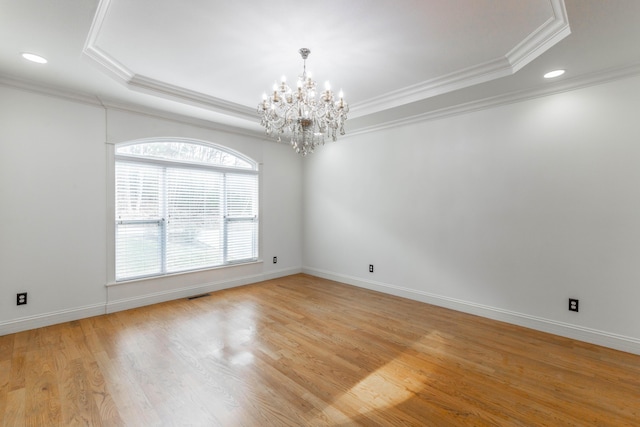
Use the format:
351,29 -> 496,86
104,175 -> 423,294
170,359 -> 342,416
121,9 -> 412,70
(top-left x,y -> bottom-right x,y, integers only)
1,0 -> 640,136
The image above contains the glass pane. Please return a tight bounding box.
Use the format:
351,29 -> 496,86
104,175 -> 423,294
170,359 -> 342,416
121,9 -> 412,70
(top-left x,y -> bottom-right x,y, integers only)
116,222 -> 162,280
115,140 -> 260,281
117,141 -> 254,169
226,220 -> 258,262
166,168 -> 224,272
226,174 -> 258,218
115,162 -> 163,221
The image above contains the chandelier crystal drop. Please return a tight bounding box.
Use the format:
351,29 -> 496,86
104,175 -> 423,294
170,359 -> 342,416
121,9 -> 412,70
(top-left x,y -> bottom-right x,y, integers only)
258,48 -> 349,156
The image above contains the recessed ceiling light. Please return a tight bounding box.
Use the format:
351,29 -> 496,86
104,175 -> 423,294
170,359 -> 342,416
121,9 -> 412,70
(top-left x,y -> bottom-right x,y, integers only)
544,69 -> 565,79
21,52 -> 48,64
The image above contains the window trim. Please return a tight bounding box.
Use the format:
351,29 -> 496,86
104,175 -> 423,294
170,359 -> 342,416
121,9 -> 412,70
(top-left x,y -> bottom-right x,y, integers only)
106,137 -> 262,286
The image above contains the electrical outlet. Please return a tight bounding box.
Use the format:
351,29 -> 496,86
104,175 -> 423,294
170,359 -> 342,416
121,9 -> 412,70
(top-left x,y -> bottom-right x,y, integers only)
17,292 -> 27,306
569,298 -> 579,312
273,256 -> 277,264
369,264 -> 374,273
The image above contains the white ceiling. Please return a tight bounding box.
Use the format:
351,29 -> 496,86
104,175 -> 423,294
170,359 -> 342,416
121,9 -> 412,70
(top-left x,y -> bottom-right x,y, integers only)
1,0 -> 640,136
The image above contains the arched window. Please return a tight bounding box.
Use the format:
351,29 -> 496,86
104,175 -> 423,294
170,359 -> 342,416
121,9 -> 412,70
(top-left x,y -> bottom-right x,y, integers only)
114,138 -> 258,281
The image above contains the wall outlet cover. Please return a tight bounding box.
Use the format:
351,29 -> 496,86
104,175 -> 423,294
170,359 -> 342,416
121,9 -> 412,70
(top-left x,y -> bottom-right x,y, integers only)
17,292 -> 27,305
569,298 -> 579,312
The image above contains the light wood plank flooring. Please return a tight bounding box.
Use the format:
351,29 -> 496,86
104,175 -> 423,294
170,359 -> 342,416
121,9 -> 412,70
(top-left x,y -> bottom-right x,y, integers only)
1,274 -> 639,426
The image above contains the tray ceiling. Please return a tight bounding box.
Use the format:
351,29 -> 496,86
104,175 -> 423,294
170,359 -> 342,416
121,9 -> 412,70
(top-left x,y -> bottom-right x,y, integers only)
2,0 -> 640,135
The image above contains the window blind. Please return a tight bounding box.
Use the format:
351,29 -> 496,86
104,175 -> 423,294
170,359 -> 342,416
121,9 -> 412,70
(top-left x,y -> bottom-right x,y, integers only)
225,174 -> 258,262
115,162 -> 164,280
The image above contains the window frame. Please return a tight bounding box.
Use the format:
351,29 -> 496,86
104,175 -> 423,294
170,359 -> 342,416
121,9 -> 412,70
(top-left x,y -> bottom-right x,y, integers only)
107,137 -> 261,284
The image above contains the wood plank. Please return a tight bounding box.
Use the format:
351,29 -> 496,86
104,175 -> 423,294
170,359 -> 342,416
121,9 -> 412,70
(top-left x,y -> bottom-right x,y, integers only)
2,388 -> 25,426
0,335 -> 13,363
0,273 -> 639,426
24,348 -> 62,426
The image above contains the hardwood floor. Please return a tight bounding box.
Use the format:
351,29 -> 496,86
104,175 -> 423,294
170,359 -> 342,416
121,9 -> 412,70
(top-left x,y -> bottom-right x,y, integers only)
1,274 -> 639,426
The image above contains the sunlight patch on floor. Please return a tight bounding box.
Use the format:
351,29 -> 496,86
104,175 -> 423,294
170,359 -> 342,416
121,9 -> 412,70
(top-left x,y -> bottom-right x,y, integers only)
315,331 -> 443,420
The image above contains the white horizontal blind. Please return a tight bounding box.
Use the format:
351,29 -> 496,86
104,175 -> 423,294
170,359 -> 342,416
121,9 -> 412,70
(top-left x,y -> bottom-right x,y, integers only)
115,141 -> 258,281
115,162 -> 164,280
225,174 -> 258,262
166,167 -> 223,273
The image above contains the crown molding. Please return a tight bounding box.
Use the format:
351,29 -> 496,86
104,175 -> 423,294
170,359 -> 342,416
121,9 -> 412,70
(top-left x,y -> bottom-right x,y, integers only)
349,56 -> 513,119
100,97 -> 267,140
0,73 -> 266,141
84,0 -> 256,121
0,74 -> 103,107
83,0 -> 133,84
5,61 -> 640,146
127,74 -> 256,121
346,62 -> 640,138
506,0 -> 570,73
83,44 -> 133,84
350,0 -> 571,119
85,0 -> 570,126
82,45 -> 256,121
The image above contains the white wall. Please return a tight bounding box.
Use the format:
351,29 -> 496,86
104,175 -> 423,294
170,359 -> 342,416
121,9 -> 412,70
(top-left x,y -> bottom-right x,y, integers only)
0,85 -> 303,333
0,86 -> 107,329
303,75 -> 640,354
4,74 -> 640,355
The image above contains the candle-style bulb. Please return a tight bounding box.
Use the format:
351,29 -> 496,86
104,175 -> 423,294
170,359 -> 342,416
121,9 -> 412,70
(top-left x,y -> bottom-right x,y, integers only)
325,81 -> 331,91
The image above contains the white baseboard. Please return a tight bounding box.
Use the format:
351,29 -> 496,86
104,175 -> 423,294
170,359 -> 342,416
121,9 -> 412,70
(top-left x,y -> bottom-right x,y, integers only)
106,267 -> 302,314
0,304 -> 106,336
303,267 -> 640,356
5,267 -> 637,356
0,267 -> 301,336
261,267 -> 304,282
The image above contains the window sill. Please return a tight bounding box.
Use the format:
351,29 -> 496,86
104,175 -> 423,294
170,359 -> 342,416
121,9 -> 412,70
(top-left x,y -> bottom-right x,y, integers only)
106,259 -> 264,287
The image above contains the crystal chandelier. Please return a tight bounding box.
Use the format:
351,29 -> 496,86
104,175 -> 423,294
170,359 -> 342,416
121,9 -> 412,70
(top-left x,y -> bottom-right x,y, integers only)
258,48 -> 349,156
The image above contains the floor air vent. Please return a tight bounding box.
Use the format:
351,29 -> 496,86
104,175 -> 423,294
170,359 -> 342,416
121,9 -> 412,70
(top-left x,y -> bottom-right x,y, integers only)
187,293 -> 211,300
